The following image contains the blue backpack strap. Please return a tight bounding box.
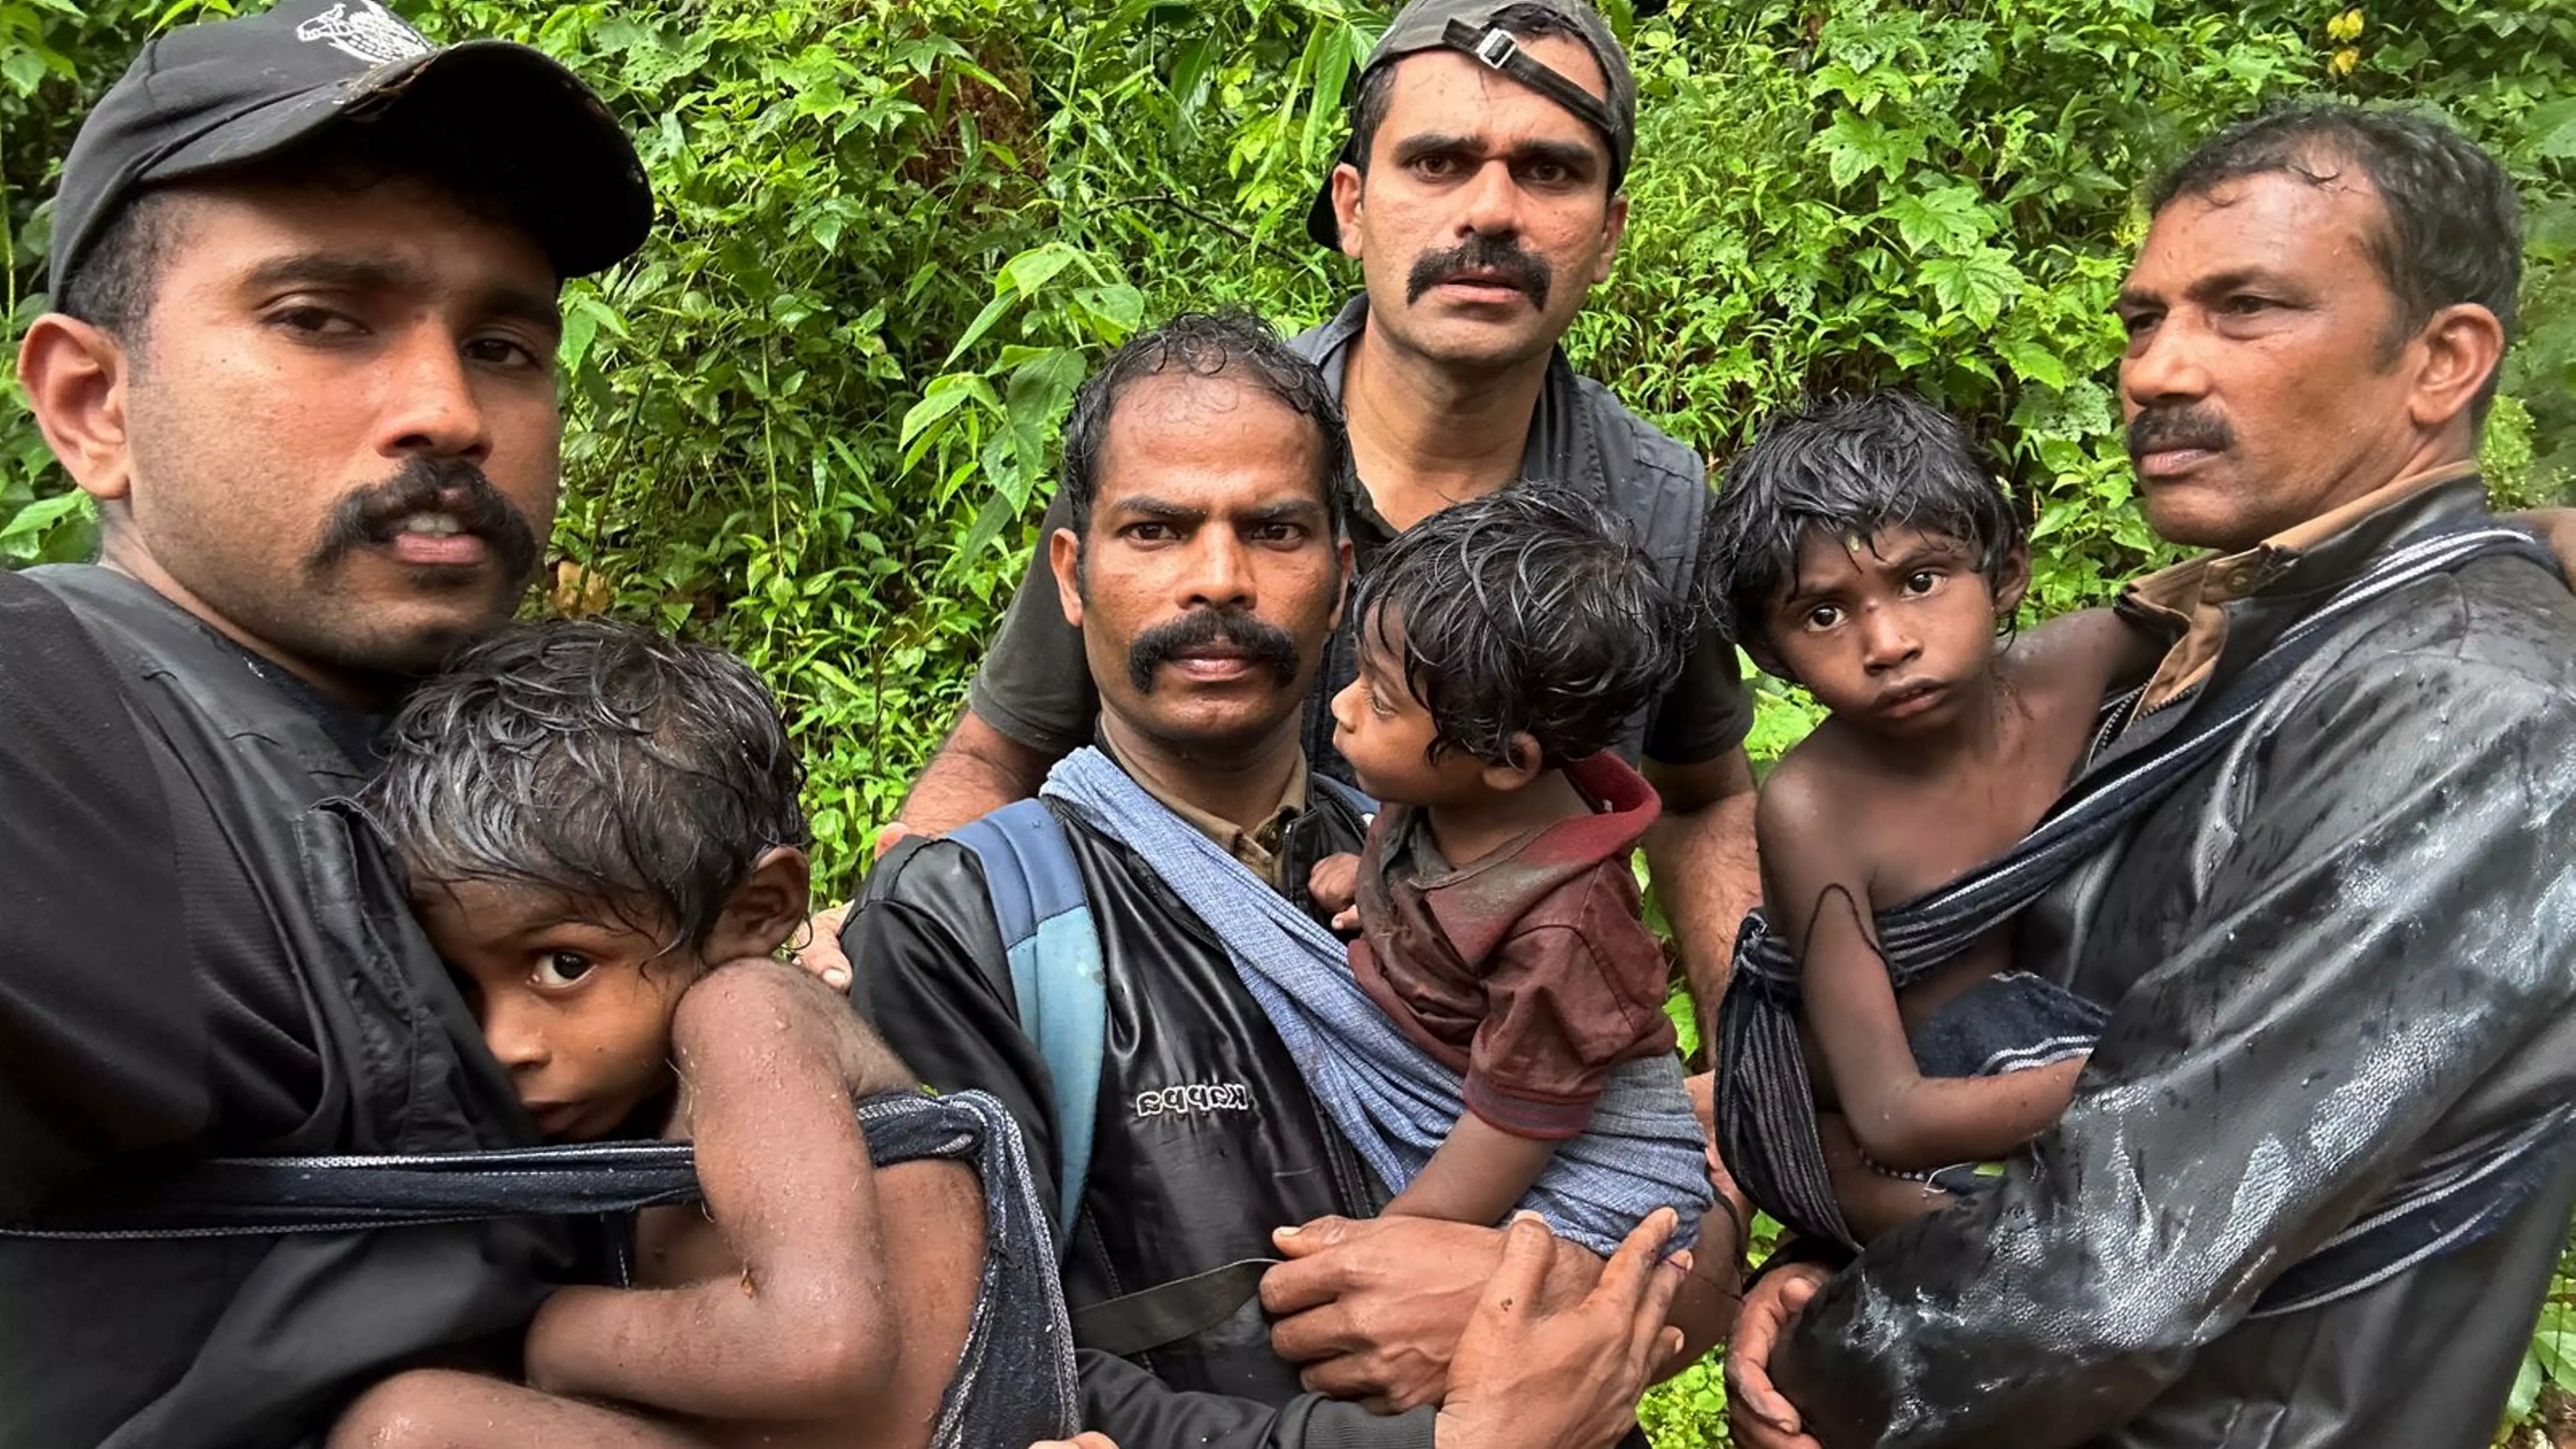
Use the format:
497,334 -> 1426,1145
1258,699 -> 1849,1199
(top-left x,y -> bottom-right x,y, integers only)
947,799 -> 1106,1253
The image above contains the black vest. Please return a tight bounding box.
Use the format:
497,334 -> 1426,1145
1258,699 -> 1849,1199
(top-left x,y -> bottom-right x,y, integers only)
1,566 -> 566,1449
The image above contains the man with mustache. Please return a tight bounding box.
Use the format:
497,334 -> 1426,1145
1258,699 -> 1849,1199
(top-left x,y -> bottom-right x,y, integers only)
845,312 -> 1744,1448
859,0 -> 1762,1064
0,5 -> 1018,1447
1723,105 -> 2576,1449
0,6 -> 649,1443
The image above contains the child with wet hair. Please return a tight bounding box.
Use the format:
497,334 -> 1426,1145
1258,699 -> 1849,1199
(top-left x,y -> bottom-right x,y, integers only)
331,620 -> 995,1449
1308,485 -> 1689,1228
1704,392 -> 2156,1241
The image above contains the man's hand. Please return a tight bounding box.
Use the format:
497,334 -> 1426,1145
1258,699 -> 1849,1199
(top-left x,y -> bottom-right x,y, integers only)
1437,1209 -> 1689,1449
1724,1262 -> 1833,1449
789,903 -> 854,992
1029,1436 -> 1117,1449
1308,851 -> 1361,933
1264,1213 -> 1596,1411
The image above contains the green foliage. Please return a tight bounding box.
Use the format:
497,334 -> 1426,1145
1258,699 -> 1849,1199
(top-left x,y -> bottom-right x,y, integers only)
4,2 -> 2573,1444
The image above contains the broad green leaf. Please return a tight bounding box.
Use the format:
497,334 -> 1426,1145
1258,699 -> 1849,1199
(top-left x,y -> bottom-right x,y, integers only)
0,488 -> 90,542
1880,184 -> 1994,254
1920,247 -> 2025,329
897,372 -> 992,453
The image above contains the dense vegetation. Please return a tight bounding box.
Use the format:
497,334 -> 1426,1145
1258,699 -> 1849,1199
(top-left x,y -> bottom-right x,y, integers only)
5,0 -> 2571,1442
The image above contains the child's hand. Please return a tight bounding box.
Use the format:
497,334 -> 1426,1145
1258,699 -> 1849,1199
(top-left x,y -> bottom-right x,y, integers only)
1308,852 -> 1362,933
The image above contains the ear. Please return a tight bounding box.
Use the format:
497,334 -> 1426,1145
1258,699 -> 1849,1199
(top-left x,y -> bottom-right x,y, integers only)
1477,731 -> 1547,794
707,846 -> 811,963
1326,534 -> 1356,631
1993,543 -> 2031,620
1050,525 -> 1086,630
1592,191 -> 1630,285
1744,636 -> 1792,684
17,313 -> 135,508
2407,302 -> 2506,435
1331,162 -> 1366,260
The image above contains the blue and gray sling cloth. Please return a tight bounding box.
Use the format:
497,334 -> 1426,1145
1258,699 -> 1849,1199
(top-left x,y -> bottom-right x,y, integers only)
1716,519 -> 2575,1317
1042,745 -> 1718,1259
1,1089 -> 1078,1449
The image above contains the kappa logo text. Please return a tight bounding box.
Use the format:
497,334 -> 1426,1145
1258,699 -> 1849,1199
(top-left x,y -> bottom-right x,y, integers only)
1133,1082 -> 1254,1119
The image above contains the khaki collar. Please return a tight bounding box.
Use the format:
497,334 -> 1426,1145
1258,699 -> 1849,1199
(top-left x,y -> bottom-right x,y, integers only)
1099,729 -> 1311,889
2120,459 -> 2482,714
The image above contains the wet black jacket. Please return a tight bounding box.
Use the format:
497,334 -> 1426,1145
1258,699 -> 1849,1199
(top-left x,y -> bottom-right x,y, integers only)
1772,480 -> 2576,1447
846,786 -> 1453,1449
0,566 -> 561,1449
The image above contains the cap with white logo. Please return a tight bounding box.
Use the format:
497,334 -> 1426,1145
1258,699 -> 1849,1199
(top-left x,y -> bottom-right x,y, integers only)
47,0 -> 652,296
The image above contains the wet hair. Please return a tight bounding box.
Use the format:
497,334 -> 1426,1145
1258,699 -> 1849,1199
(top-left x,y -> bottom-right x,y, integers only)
1346,3 -> 1622,194
364,620 -> 809,958
1702,392 -> 2020,653
1057,310 -> 1352,543
2152,104 -> 2520,412
1353,484 -> 1679,768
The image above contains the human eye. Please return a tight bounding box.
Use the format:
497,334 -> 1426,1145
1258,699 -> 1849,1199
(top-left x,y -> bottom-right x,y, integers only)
1517,158 -> 1577,189
2114,305 -> 2159,340
1248,521 -> 1307,546
266,302 -> 365,340
1903,569 -> 1943,596
464,333 -> 550,371
1803,603 -> 1843,631
533,950 -> 595,989
1124,521 -> 1176,545
1409,152 -> 1464,181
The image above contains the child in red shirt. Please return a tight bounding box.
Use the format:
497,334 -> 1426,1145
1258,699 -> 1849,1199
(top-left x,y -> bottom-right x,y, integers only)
1312,486 -> 1686,1229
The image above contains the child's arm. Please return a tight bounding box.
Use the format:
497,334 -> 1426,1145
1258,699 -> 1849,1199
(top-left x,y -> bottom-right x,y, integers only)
525,961 -> 898,1422
1385,1114 -> 1561,1226
1761,764 -> 2076,1173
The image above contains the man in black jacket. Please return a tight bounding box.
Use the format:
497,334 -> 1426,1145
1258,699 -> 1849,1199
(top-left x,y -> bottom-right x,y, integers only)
1725,106 -> 2576,1449
2,6 -> 653,1445
845,312 -> 1744,1449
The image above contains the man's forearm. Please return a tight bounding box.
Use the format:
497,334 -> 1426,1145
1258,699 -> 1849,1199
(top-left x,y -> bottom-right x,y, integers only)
1643,786 -> 1760,1035
893,709 -> 1059,837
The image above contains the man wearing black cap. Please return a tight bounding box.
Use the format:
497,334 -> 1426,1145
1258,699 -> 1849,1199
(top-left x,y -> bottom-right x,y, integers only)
872,0 -> 1761,1043
0,4 -> 655,1445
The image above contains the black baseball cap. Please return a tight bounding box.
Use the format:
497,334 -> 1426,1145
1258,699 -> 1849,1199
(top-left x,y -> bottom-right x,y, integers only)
47,0 -> 652,298
1304,0 -> 1637,250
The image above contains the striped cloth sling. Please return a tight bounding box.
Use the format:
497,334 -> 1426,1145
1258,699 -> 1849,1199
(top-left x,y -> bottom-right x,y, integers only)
1715,519 -> 2574,1314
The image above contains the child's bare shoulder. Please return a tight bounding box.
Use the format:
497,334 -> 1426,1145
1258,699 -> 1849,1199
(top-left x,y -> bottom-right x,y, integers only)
1755,729 -> 1883,879
672,960 -> 912,1097
2006,606 -> 2159,699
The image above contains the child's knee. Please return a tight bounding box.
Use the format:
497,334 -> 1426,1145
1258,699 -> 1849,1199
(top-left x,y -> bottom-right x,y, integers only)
328,1370 -> 486,1449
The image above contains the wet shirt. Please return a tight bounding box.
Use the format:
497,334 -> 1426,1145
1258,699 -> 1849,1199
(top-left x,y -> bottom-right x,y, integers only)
964,295 -> 1752,784
1349,753 -> 1677,1141
1097,728 -> 1308,891
0,569 -> 329,1212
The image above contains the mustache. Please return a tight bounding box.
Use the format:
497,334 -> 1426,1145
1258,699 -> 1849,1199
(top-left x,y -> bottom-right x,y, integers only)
309,457 -> 541,584
2127,404 -> 2236,462
1126,609 -> 1302,693
1406,235 -> 1553,308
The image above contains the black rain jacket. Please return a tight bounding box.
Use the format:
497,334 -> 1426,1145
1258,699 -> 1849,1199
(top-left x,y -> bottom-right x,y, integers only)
0,566 -> 562,1449
845,787 -> 1461,1449
1772,479 -> 2576,1447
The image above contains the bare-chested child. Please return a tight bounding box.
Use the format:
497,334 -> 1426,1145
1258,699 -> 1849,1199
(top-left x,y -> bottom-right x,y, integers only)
327,621 -> 1005,1449
1704,393 -> 2158,1242
1308,487 -> 1690,1230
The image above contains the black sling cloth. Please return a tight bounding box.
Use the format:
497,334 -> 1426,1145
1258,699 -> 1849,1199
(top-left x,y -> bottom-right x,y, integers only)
2,1089 -> 1079,1446
1715,521 -> 2576,1315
